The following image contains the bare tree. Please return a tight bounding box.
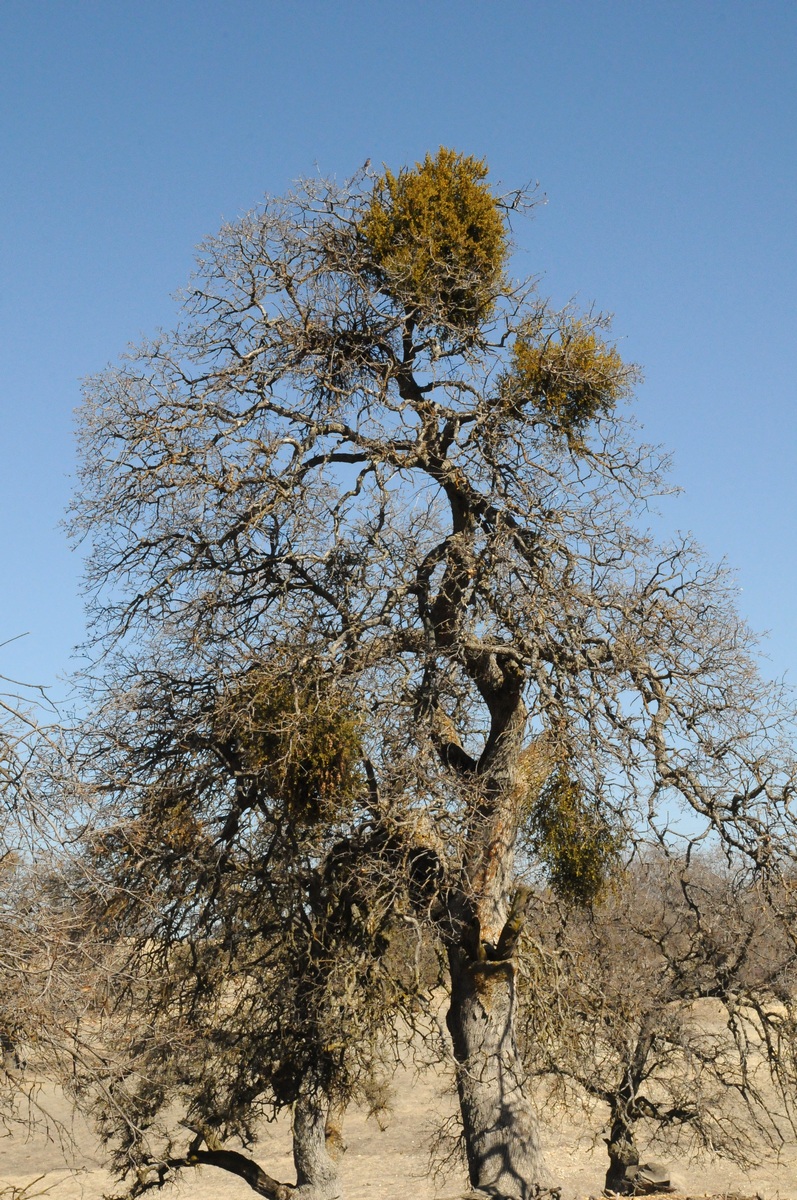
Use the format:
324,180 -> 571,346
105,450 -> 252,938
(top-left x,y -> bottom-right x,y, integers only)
518,849 -> 797,1192
0,669 -> 48,1090
69,149 -> 797,1198
0,669 -> 78,1143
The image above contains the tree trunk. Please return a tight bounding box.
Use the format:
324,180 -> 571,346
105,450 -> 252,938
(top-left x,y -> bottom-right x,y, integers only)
446,944 -> 544,1199
292,1095 -> 342,1199
440,695 -> 548,1199
604,1115 -> 639,1194
175,1096 -> 342,1199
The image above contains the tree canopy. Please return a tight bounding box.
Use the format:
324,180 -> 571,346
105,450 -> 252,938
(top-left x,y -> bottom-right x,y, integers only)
68,149 -> 797,1200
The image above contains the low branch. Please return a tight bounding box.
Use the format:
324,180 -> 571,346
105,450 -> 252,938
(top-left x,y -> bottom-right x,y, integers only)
184,1148 -> 292,1198
127,1122 -> 295,1200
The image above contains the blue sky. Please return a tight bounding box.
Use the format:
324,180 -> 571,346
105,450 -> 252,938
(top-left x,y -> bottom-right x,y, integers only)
1,1 -> 795,698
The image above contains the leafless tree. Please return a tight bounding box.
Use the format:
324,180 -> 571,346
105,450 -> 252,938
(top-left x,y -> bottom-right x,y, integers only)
0,668 -> 79,1147
0,668 -> 48,1081
518,848 -> 797,1192
68,149 -> 797,1199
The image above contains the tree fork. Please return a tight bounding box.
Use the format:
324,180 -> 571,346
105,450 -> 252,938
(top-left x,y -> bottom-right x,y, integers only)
170,1098 -> 341,1200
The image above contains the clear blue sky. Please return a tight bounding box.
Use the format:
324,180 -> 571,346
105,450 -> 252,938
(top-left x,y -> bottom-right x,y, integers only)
1,1 -> 795,697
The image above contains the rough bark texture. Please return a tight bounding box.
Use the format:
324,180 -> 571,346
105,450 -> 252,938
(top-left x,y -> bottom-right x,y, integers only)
292,1096 -> 342,1199
436,681 -> 546,1199
447,802 -> 543,1200
447,947 -> 543,1199
604,1118 -> 639,1194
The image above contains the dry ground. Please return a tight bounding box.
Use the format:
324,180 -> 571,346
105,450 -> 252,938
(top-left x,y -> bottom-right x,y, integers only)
1,1059 -> 797,1200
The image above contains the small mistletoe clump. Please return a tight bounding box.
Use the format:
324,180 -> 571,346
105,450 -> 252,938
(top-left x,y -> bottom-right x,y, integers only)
504,313 -> 637,438
526,766 -> 621,904
216,670 -> 364,825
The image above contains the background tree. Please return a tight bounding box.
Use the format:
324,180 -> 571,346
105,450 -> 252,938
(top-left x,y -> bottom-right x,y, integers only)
0,672 -> 79,1145
70,149 -> 797,1199
518,849 -> 797,1192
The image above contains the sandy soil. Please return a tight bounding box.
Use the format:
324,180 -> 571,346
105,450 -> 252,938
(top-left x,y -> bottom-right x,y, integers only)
2,1060 -> 797,1200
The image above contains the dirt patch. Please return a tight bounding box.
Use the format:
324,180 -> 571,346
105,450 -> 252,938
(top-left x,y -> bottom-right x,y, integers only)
1,1067 -> 795,1199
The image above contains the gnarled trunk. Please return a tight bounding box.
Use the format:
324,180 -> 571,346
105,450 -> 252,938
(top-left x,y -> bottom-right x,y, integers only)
447,945 -> 543,1198
603,1025 -> 652,1194
292,1095 -> 342,1199
604,1116 -> 639,1194
440,697 -> 549,1198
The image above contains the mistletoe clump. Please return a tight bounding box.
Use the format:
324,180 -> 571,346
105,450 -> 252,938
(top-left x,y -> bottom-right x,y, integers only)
526,766 -> 622,904
505,313 -> 636,437
216,670 -> 364,826
361,147 -> 507,333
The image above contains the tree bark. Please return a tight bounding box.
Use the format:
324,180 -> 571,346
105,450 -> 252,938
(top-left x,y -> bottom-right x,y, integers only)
292,1095 -> 342,1199
447,946 -> 543,1199
603,1025 -> 652,1194
445,876 -> 543,1197
604,1116 -> 639,1194
174,1096 -> 342,1200
438,676 -> 547,1198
